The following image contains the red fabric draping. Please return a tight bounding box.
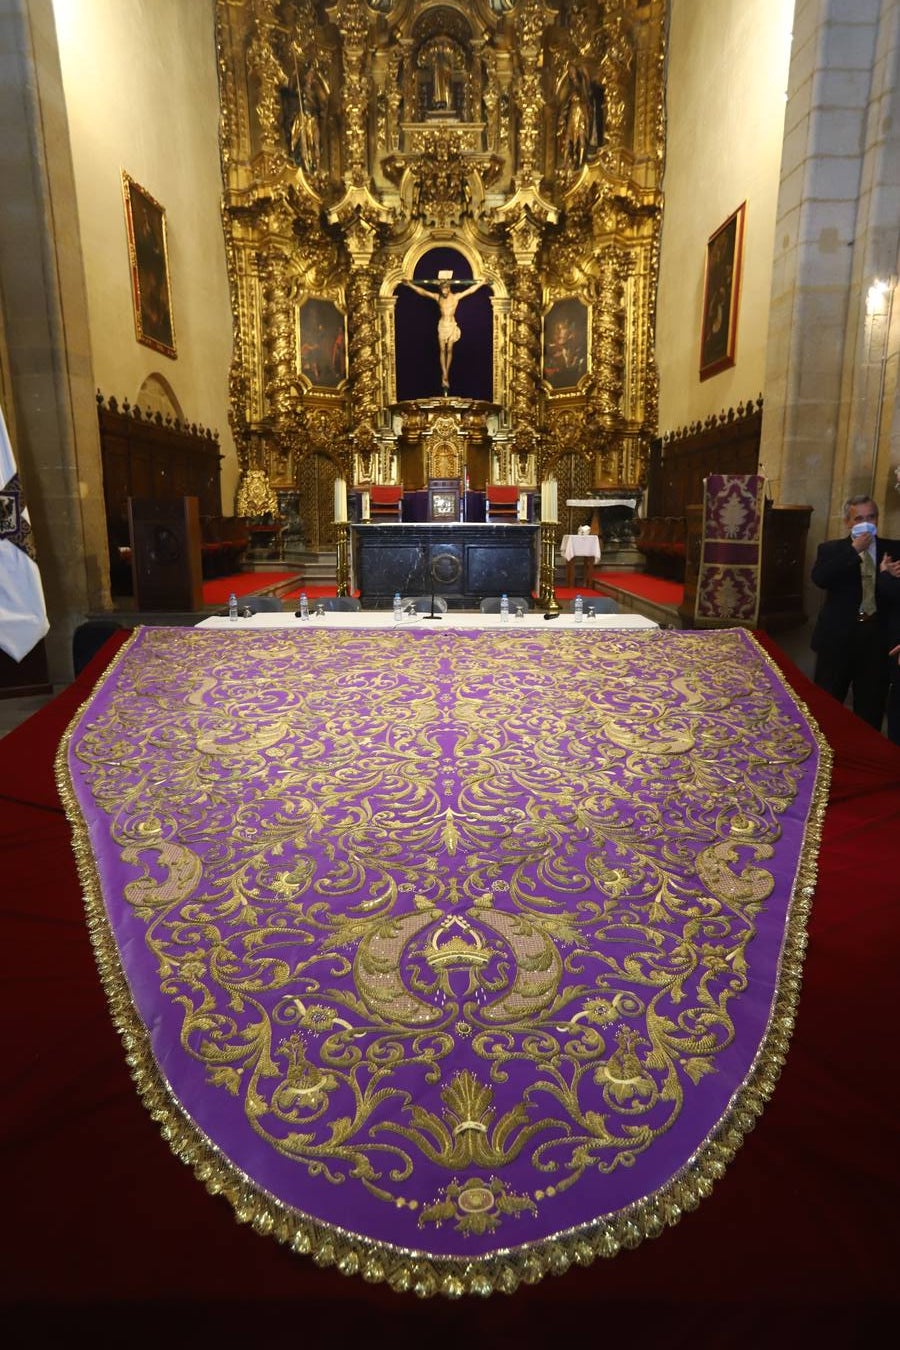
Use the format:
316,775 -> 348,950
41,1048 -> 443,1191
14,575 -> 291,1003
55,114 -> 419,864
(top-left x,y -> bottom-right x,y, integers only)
2,629 -> 898,1344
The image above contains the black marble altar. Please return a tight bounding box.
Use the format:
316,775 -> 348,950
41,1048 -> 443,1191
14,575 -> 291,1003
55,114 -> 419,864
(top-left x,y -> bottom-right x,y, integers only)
351,522 -> 539,607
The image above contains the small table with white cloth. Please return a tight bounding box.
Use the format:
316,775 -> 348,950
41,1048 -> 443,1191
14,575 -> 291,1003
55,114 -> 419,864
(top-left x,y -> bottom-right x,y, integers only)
564,495 -> 641,555
560,533 -> 602,589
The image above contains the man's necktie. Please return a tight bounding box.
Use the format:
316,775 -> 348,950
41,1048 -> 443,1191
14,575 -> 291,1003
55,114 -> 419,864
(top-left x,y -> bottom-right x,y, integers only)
860,548 -> 876,615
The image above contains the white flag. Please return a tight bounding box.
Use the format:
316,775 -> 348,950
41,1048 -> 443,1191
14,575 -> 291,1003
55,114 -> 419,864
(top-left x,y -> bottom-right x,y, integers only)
0,399 -> 49,662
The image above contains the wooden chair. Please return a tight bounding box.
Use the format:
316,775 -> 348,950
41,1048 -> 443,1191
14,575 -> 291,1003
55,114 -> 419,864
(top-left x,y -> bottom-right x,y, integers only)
485,486 -> 520,521
242,594 -> 283,614
369,486 -> 403,521
317,596 -> 362,611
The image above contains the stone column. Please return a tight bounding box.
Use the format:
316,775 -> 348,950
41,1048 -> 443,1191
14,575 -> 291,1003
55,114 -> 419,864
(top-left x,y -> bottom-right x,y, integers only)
760,0 -> 900,550
0,0 -> 109,681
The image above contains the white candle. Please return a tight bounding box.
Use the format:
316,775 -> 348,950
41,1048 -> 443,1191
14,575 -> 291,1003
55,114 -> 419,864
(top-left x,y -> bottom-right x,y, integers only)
541,482 -> 548,519
334,478 -> 347,522
548,478 -> 558,524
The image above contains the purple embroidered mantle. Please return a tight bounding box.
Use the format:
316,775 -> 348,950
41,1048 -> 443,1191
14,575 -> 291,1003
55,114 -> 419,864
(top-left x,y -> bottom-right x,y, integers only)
59,625 -> 827,1288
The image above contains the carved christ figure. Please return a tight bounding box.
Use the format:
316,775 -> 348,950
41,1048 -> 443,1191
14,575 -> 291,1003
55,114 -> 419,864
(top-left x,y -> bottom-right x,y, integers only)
401,277 -> 488,393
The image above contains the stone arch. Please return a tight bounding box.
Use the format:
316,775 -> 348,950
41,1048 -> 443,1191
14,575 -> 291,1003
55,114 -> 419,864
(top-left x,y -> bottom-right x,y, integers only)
135,373 -> 185,424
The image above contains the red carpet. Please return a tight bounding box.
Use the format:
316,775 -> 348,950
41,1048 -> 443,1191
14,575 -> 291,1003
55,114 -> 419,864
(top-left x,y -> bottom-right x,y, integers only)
202,572 -> 301,605
283,583 -> 351,600
592,571 -> 683,606
209,572 -> 682,608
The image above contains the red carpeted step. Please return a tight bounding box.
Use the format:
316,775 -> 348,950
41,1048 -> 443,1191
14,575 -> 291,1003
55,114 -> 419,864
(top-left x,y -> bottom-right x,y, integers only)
590,571 -> 683,606
202,572 -> 301,605
281,584 -> 349,601
220,574 -> 682,608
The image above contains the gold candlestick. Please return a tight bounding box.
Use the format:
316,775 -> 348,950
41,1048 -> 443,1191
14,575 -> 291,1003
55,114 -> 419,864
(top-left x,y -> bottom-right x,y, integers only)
539,520 -> 560,614
335,521 -> 351,596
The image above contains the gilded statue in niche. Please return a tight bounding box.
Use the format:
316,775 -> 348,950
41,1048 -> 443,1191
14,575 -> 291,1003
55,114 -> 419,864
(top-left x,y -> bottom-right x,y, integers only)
556,62 -> 602,170
423,39 -> 455,110
291,68 -> 327,173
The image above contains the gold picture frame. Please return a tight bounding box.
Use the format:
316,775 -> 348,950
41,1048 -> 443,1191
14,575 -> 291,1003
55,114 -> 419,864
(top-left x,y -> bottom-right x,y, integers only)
122,172 -> 176,359
298,297 -> 347,389
699,203 -> 745,380
542,297 -> 590,392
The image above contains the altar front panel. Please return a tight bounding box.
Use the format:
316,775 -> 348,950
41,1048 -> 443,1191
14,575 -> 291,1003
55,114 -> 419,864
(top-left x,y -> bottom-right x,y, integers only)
351,523 -> 539,607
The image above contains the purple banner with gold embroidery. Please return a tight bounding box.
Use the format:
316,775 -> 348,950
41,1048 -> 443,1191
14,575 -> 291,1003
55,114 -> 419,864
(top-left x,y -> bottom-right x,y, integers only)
58,625 -> 828,1296
695,473 -> 766,625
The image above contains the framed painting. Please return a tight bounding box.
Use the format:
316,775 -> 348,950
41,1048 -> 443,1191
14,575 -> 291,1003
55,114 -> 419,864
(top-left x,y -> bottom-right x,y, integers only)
700,203 -> 745,380
122,173 -> 176,359
542,298 -> 589,391
298,297 -> 347,389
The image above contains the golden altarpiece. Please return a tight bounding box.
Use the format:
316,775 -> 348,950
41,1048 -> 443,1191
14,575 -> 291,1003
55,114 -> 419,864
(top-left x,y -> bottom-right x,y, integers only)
217,0 -> 665,597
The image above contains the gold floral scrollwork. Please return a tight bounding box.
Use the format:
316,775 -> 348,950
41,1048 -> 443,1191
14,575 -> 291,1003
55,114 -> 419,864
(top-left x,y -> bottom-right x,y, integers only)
247,19 -> 287,157
420,1174 -> 538,1237
63,619 -> 826,1293
235,467 -> 278,517
410,133 -> 473,228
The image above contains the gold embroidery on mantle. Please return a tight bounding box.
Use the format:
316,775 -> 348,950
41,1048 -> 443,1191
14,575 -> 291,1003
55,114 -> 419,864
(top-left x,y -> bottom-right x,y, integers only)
57,628 -> 832,1298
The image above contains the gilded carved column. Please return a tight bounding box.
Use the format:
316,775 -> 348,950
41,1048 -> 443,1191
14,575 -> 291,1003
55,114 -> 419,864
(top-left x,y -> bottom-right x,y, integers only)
246,15 -> 286,165
346,266 -> 381,443
513,1 -> 550,187
508,263 -> 543,441
592,247 -> 630,422
256,236 -> 305,487
598,5 -> 635,156
327,0 -> 371,189
261,258 -> 295,426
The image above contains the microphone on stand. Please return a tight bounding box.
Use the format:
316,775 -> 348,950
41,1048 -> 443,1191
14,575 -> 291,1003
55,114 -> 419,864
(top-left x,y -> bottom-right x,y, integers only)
422,559 -> 442,619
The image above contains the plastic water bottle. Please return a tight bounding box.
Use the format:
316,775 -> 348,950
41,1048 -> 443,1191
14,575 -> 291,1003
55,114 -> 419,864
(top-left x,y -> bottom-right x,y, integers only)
393,591 -> 402,624
574,594 -> 584,623
298,592 -> 309,621
500,593 -> 510,623
228,591 -> 238,622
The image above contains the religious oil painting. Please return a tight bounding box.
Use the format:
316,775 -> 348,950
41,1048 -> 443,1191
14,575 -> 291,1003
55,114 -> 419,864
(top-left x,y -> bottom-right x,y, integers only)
542,298 -> 589,390
298,297 -> 347,389
700,203 -> 745,380
122,173 -> 176,359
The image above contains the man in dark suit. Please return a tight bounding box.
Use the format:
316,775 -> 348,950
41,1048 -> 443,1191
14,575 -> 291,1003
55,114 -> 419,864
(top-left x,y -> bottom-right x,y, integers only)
810,495 -> 900,732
